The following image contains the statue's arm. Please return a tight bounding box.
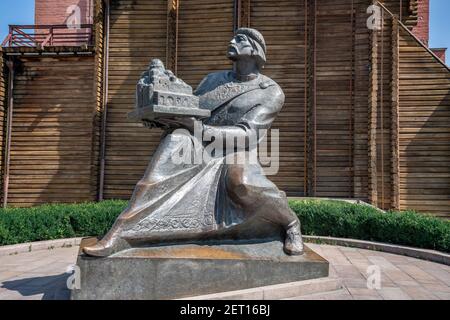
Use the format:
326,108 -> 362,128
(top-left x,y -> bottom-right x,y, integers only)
202,85 -> 285,148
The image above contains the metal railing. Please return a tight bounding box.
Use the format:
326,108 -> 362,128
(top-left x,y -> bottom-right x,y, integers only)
1,24 -> 93,48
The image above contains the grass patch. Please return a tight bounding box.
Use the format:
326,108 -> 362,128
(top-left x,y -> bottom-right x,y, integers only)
0,199 -> 448,253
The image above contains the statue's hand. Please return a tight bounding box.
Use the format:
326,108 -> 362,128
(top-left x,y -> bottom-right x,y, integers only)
157,117 -> 198,133
142,120 -> 169,130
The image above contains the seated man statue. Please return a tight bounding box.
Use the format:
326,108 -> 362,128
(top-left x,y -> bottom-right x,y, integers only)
83,28 -> 304,257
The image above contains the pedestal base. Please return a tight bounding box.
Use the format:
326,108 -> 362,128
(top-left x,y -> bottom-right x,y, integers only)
71,238 -> 329,300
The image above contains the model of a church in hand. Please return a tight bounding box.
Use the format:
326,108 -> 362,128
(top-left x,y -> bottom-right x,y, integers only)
128,59 -> 211,123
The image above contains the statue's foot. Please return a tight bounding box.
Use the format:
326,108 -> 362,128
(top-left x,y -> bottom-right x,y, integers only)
83,237 -> 126,257
284,222 -> 304,256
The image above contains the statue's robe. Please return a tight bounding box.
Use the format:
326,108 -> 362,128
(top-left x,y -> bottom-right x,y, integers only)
109,71 -> 293,246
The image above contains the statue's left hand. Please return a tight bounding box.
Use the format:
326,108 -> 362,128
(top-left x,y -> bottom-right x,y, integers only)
158,117 -> 198,133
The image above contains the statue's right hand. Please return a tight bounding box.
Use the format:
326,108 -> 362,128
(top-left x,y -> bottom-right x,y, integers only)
142,120 -> 166,130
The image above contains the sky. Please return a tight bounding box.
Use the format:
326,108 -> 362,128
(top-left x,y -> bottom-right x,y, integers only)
429,0 -> 450,50
0,0 -> 449,52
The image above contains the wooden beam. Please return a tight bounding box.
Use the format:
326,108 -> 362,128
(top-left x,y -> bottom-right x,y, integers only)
166,0 -> 179,74
98,0 -> 109,201
2,59 -> 14,208
236,0 -> 251,29
349,0 -> 355,198
368,16 -> 379,206
303,0 -> 308,195
391,18 -> 400,210
307,0 -> 317,196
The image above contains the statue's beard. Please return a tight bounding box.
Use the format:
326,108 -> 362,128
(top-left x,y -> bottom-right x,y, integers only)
227,51 -> 254,62
227,46 -> 239,60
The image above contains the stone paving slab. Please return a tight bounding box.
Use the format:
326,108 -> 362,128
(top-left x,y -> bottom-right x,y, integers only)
0,238 -> 82,257
0,243 -> 449,300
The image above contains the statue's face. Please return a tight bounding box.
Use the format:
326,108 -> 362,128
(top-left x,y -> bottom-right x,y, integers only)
227,33 -> 253,60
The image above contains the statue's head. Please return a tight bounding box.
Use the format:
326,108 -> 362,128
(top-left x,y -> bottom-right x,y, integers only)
149,59 -> 165,70
227,28 -> 266,70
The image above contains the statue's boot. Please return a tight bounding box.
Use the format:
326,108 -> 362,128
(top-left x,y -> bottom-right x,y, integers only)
283,221 -> 304,256
226,164 -> 305,256
82,218 -> 130,257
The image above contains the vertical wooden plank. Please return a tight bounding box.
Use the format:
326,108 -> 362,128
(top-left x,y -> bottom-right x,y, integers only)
375,4 -> 394,210
353,0 -> 372,202
0,51 -> 6,205
239,0 -> 251,28
368,15 -> 379,206
349,0 -> 355,198
93,0 -> 105,201
98,0 -> 109,201
2,59 -> 14,208
307,0 -> 316,196
303,0 -> 308,195
391,18 -> 400,210
166,0 -> 179,73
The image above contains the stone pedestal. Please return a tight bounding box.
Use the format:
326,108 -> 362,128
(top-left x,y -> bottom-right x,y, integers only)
71,238 -> 329,300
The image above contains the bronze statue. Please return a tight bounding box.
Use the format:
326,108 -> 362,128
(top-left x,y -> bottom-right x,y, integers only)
83,28 -> 304,257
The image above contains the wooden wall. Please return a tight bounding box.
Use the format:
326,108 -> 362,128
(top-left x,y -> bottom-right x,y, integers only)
101,0 -> 434,205
6,56 -> 97,206
313,0 -> 356,198
103,0 -> 166,199
249,0 -> 307,196
2,0 -> 450,217
398,27 -> 450,218
177,0 -> 234,86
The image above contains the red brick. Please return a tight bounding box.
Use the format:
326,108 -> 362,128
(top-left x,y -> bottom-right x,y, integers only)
412,0 -> 430,46
431,48 -> 447,63
35,0 -> 93,26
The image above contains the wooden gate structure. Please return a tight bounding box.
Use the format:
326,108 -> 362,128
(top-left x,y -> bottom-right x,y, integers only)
1,0 -> 449,218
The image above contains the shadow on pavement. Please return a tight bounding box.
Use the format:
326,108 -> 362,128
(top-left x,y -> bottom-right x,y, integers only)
1,273 -> 71,300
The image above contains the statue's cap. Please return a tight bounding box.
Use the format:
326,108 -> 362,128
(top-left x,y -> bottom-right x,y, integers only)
235,28 -> 266,55
150,59 -> 165,69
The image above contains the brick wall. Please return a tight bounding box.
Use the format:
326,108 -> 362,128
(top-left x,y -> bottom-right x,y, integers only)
412,0 -> 430,46
35,0 -> 93,25
431,48 -> 446,63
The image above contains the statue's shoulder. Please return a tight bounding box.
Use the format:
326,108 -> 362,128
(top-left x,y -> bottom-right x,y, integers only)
194,71 -> 231,95
259,74 -> 284,100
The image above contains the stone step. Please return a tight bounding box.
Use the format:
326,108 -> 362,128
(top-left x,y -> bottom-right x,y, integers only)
182,277 -> 343,300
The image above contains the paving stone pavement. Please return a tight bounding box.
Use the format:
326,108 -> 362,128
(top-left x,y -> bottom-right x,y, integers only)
0,243 -> 449,300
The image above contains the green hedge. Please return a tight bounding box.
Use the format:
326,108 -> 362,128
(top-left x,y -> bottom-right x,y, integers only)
290,200 -> 450,253
0,199 -> 449,253
0,200 -> 127,246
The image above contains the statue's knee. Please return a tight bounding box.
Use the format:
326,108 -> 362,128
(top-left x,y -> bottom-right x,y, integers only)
226,176 -> 247,198
226,168 -> 250,199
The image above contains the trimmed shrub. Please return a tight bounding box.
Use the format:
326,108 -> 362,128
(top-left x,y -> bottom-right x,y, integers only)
289,200 -> 450,253
0,199 -> 448,253
0,200 -> 127,246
